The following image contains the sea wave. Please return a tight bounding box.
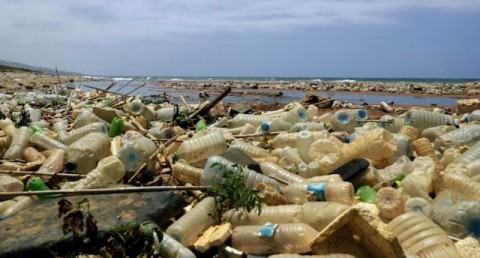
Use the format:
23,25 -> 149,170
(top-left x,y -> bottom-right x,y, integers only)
170,78 -> 184,81
112,77 -> 134,81
311,79 -> 323,82
336,79 -> 357,83
82,75 -> 106,80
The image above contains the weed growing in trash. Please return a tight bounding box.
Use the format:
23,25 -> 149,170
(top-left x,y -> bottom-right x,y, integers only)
206,162 -> 262,224
0,109 -> 31,127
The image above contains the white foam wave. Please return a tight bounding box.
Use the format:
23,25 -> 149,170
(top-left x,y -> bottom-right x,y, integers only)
112,77 -> 134,81
311,79 -> 323,82
336,79 -> 357,83
170,78 -> 184,81
82,75 -> 106,80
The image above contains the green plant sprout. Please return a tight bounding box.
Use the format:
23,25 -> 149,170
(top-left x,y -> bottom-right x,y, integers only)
206,162 -> 263,224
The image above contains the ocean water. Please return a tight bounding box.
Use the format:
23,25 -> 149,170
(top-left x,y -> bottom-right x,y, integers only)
76,78 -> 467,107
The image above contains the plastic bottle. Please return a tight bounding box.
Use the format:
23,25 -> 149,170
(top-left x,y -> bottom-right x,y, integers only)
230,140 -> 272,158
259,119 -> 292,133
156,232 -> 196,258
391,133 -> 413,161
432,190 -> 480,239
405,197 -> 433,219
301,202 -> 350,232
341,128 -> 398,168
0,175 -> 24,196
389,212 -> 462,257
62,122 -> 108,145
453,140 -> 480,165
289,122 -> 325,132
398,125 -> 422,142
330,109 -> 368,133
27,177 -> 55,200
259,162 -> 305,184
116,131 -> 157,172
271,147 -> 305,167
404,109 -> 456,131
281,181 -> 356,205
3,126 -> 34,160
36,149 -> 65,180
202,156 -> 280,189
108,117 -> 124,137
296,130 -> 313,164
374,155 -> 413,182
279,105 -> 308,124
379,115 -> 404,133
422,125 -> 456,142
375,187 -> 405,220
239,123 -> 257,135
128,101 -> 155,121
355,185 -> 377,203
464,159 -> 480,179
434,124 -> 480,150
230,114 -> 273,128
313,112 -> 333,124
155,106 -> 187,122
231,223 -> 318,255
52,119 -> 69,142
30,132 -> 67,150
165,197 -> 216,246
443,172 -> 480,200
2,196 -> 38,216
0,118 -> 17,138
65,132 -> 112,174
172,161 -> 203,185
412,137 -> 438,162
73,109 -> 110,129
401,156 -> 435,202
175,130 -> 228,163
306,105 -> 318,120
62,155 -> 126,190
224,205 -> 304,227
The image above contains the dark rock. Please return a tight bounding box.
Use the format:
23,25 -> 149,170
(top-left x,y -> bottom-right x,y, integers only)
0,192 -> 186,258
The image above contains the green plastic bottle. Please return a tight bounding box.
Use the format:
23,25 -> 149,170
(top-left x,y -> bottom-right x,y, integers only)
196,118 -> 207,132
29,124 -> 43,133
108,117 -> 125,137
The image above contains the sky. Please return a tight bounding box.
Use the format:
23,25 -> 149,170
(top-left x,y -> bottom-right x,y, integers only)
1,0 -> 479,78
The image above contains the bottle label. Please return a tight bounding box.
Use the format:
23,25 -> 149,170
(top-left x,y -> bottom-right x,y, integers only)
257,222 -> 278,237
307,183 -> 326,201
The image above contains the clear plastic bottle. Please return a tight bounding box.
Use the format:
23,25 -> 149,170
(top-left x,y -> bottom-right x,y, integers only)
0,118 -> 17,137
389,212 -> 461,257
36,149 -> 65,180
279,105 -> 308,124
239,123 -> 257,135
375,187 -> 406,220
464,159 -> 480,179
330,110 -> 358,133
422,125 -> 456,142
404,109 -> 455,131
432,190 -> 480,239
391,133 -> 413,161
3,126 -> 34,160
281,181 -> 356,205
289,122 -> 325,132
52,119 -> 69,142
62,155 -> 126,190
412,137 -> 438,162
65,132 -> 112,174
398,125 -> 422,142
401,156 -> 435,202
301,202 -> 349,232
259,119 -> 292,133
434,124 -> 480,150
2,196 -> 39,216
379,115 -> 404,133
172,161 -> 203,185
296,130 -> 313,164
453,140 -> 480,165
259,162 -> 305,184
128,101 -> 155,122
156,232 -> 196,258
443,172 -> 480,200
224,205 -> 304,227
271,147 -> 305,167
202,156 -> 280,189
73,109 -> 110,129
230,114 -> 273,128
175,130 -> 228,163
30,132 -> 67,150
231,223 -> 318,255
155,106 -> 187,122
165,197 -> 216,246
62,122 -> 108,145
230,139 -> 272,158
405,197 -> 433,219
116,131 -> 157,172
0,175 -> 24,194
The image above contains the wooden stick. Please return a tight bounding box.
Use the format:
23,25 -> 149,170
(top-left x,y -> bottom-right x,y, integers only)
0,170 -> 85,178
83,84 -> 128,97
124,82 -> 147,96
188,87 -> 231,120
54,67 -> 61,94
115,77 -> 138,92
180,95 -> 191,111
0,185 -> 212,198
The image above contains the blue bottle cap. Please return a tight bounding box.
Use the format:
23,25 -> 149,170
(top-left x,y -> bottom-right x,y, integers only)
306,183 -> 326,201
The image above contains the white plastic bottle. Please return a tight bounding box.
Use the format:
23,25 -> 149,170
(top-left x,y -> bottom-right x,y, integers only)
116,131 -> 157,172
258,119 -> 292,133
230,114 -> 273,128
434,124 -> 480,150
224,205 -> 304,227
128,100 -> 155,122
281,181 -> 356,205
165,197 -> 216,246
259,162 -> 306,184
52,119 -> 69,142
172,161 -> 203,185
62,122 -> 108,145
230,139 -> 272,158
73,109 -> 110,129
156,232 -> 196,258
404,109 -> 455,131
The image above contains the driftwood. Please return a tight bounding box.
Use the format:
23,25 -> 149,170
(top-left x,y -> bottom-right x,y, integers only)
188,87 -> 231,120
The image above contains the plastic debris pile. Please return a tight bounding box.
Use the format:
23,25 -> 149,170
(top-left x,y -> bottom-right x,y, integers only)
0,87 -> 479,258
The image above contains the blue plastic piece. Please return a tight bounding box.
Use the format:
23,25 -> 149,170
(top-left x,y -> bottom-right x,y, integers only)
306,183 -> 326,201
258,223 -> 278,237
